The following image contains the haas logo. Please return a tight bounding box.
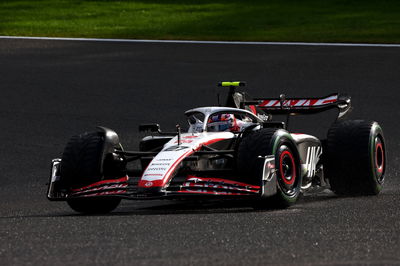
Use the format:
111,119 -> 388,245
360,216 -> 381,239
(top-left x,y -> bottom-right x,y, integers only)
144,181 -> 153,187
305,146 -> 322,177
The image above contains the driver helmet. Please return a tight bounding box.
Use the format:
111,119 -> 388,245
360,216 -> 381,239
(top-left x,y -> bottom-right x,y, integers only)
207,114 -> 240,132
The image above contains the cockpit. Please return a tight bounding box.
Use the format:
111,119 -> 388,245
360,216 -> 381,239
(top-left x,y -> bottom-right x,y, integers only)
186,107 -> 261,133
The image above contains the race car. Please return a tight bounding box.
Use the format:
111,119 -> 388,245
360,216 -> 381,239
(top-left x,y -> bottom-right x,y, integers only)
47,81 -> 386,213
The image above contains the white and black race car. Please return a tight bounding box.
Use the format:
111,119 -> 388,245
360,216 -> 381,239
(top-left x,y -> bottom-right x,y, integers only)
47,82 -> 386,213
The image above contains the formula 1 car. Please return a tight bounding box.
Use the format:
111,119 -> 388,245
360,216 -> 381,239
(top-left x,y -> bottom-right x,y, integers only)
47,82 -> 386,213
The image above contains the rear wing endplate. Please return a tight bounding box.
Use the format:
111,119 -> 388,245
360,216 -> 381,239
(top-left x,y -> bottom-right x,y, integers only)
244,93 -> 351,118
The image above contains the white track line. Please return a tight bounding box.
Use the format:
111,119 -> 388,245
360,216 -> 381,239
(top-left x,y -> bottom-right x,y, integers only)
1,35 -> 400,48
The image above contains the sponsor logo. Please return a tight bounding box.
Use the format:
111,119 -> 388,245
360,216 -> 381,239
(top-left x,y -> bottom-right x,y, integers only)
151,163 -> 171,166
183,135 -> 199,139
164,145 -> 190,151
144,181 -> 153,187
305,146 -> 322,177
146,167 -> 167,171
174,139 -> 193,144
257,114 -> 269,121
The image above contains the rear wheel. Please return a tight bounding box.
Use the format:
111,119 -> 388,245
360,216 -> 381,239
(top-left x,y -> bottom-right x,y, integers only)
237,128 -> 301,208
325,120 -> 386,195
60,131 -> 122,214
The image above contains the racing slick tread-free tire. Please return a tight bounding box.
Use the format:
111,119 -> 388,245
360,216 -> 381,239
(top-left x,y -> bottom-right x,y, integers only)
60,131 -> 121,214
325,120 -> 386,195
61,132 -> 104,189
237,128 -> 302,209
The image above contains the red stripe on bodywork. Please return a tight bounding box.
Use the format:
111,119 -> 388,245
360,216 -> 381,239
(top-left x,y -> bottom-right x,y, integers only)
186,176 -> 260,189
271,100 -> 280,107
181,176 -> 260,194
70,183 -> 128,196
138,179 -> 164,187
301,100 -> 309,106
79,190 -> 127,197
290,100 -> 299,106
201,138 -> 226,146
249,105 -> 257,114
322,99 -> 337,104
175,190 -> 255,196
71,176 -> 129,192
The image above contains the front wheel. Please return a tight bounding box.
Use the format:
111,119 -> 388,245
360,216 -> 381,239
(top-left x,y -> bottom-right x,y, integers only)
237,128 -> 302,209
60,130 -> 124,214
275,144 -> 300,201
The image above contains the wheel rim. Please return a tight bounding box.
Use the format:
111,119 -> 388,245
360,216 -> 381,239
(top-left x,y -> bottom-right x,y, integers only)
279,150 -> 296,185
374,136 -> 385,182
277,147 -> 298,198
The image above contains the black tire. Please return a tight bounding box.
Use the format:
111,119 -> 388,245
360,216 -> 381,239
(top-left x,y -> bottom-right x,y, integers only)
237,128 -> 302,208
325,120 -> 386,195
60,131 -> 121,214
60,132 -> 104,189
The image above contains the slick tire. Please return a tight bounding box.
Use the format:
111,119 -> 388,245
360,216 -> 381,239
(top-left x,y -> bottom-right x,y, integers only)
325,120 -> 386,195
61,132 -> 104,189
60,131 -> 121,214
237,128 -> 302,208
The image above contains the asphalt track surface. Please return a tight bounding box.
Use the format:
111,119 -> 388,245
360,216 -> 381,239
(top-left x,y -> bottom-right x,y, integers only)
0,38 -> 399,265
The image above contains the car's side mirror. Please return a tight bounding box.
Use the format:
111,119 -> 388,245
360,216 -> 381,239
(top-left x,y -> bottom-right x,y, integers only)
139,123 -> 160,133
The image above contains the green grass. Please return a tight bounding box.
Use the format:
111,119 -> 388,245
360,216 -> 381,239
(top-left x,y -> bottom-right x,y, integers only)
1,0 -> 399,43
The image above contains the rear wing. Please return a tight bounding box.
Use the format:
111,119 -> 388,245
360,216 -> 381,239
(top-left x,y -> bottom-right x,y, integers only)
243,93 -> 351,118
217,81 -> 352,119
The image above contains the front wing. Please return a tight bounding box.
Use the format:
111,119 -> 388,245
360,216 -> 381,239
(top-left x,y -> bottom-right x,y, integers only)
47,156 -> 277,201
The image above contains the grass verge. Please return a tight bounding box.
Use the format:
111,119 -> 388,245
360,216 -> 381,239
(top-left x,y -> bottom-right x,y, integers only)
0,0 -> 399,43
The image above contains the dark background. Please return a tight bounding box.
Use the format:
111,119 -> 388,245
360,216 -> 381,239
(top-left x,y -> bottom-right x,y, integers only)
0,39 -> 399,265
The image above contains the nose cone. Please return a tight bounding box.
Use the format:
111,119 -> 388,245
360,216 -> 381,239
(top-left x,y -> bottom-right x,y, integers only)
137,131 -> 235,196
137,179 -> 166,196
138,139 -> 195,195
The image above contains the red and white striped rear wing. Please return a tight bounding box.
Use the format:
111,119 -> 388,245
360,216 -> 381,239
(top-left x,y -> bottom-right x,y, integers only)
245,93 -> 351,118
